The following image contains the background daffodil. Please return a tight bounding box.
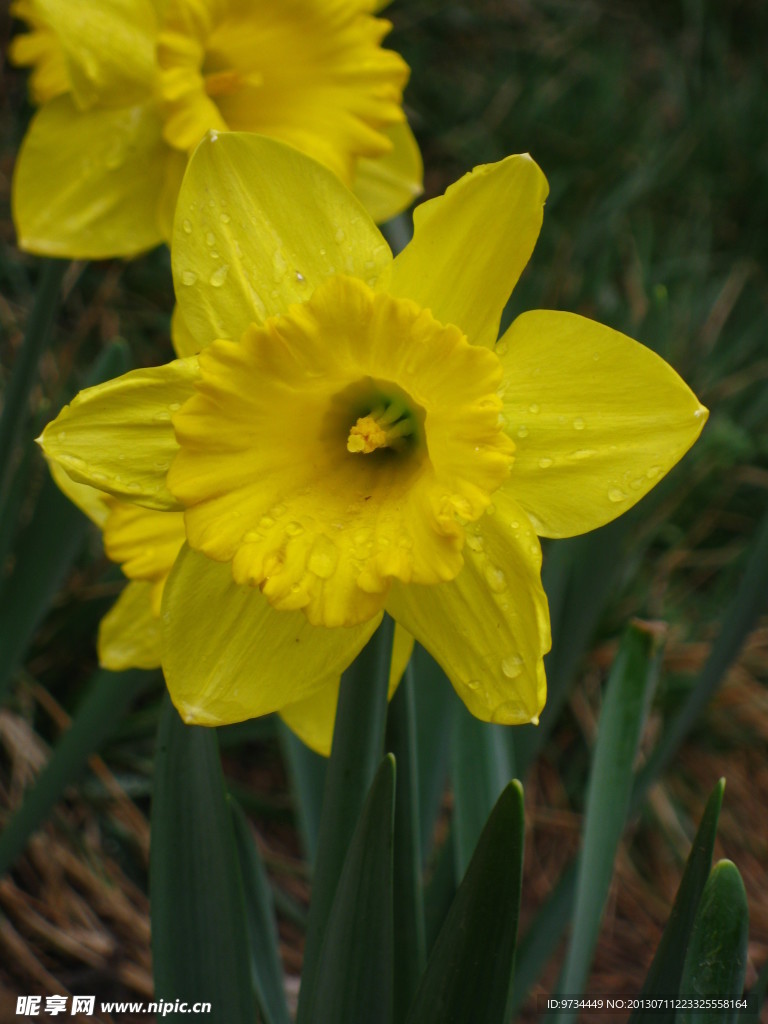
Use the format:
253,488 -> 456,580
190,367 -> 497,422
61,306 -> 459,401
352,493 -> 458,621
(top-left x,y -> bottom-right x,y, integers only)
9,0 -> 422,258
40,133 -> 707,736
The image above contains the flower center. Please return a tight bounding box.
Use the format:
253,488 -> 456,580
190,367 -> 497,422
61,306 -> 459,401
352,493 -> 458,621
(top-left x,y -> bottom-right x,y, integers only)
169,275 -> 514,628
157,0 -> 409,179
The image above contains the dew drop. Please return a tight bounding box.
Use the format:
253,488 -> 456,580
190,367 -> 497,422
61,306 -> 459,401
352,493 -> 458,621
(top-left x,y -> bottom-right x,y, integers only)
528,403 -> 540,414
495,340 -> 508,356
501,655 -> 523,679
244,530 -> 261,543
608,488 -> 627,503
467,679 -> 481,691
259,516 -> 275,529
516,425 -> 529,439
491,699 -> 526,724
538,457 -> 553,469
169,402 -> 181,412
182,218 -> 192,234
209,264 -> 229,287
646,465 -> 661,479
484,565 -> 508,593
295,271 -> 305,283
206,231 -> 216,246
308,536 -> 339,579
335,227 -> 345,243
270,503 -> 287,518
573,417 -> 585,430
573,448 -> 597,459
220,212 -> 230,224
466,533 -> 484,552
273,250 -> 287,277
181,270 -> 197,286
285,521 -> 304,537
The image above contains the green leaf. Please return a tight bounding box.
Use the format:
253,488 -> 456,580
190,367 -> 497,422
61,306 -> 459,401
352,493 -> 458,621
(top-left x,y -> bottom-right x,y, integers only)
278,720 -> 327,865
151,697 -> 258,1021
405,781 -> 525,1024
229,799 -> 291,1024
0,259 -> 68,506
386,668 -> 426,1022
509,862 -> 577,1017
0,340 -> 132,702
304,755 -> 396,1024
297,616 -> 394,1024
412,644 -> 455,860
678,860 -> 749,1024
630,778 -> 725,1024
0,668 -> 154,877
557,622 -> 659,1018
451,703 -> 515,878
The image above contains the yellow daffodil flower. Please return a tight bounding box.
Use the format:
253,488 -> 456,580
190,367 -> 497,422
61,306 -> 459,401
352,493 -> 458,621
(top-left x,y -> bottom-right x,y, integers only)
10,0 -> 421,259
40,133 -> 708,739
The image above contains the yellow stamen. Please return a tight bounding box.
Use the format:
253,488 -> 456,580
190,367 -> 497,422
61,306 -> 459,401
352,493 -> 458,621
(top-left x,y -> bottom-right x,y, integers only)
347,404 -> 414,454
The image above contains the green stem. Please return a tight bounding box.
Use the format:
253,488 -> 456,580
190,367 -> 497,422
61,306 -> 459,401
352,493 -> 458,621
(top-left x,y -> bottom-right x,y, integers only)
296,615 -> 395,1024
0,259 -> 68,507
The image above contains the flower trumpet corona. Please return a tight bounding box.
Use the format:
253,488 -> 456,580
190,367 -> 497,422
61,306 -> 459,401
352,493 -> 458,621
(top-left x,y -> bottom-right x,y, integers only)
10,0 -> 421,258
40,134 -> 708,734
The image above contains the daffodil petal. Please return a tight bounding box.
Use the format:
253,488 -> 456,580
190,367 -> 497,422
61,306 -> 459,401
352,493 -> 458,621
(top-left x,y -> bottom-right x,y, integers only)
39,358 -> 200,510
47,459 -> 111,528
34,0 -> 157,107
497,310 -> 708,538
387,153 -> 548,347
162,544 -> 382,726
170,302 -> 200,358
386,494 -> 549,724
353,120 -> 423,224
172,132 -> 392,351
13,98 -> 169,259
98,580 -> 162,671
279,622 -> 414,755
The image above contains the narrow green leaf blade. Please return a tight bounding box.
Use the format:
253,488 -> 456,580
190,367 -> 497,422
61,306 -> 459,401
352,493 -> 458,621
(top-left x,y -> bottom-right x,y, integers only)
278,721 -> 327,865
678,860 -> 749,1024
405,780 -> 525,1024
557,622 -> 658,1016
386,668 -> 426,1022
306,755 -> 396,1024
151,697 -> 258,1022
230,799 -> 291,1024
297,616 -> 394,1024
451,704 -> 514,877
630,778 -> 726,1024
0,340 -> 132,701
412,644 -> 455,860
0,668 -> 153,877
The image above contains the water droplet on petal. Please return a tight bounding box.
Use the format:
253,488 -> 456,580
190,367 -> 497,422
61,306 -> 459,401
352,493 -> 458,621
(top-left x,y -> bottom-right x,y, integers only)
335,227 -> 345,243
206,231 -> 216,246
528,403 -> 540,414
220,212 -> 230,224
210,264 -> 229,287
516,425 -> 529,439
538,457 -> 553,469
308,536 -> 339,579
467,679 -> 481,691
286,521 -> 304,537
295,271 -> 305,283
501,655 -> 523,679
181,270 -> 197,286
573,417 -> 585,430
646,465 -> 661,479
608,488 -> 627,503
466,533 -> 484,552
484,566 -> 508,593
182,218 -> 192,234
495,340 -> 508,356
